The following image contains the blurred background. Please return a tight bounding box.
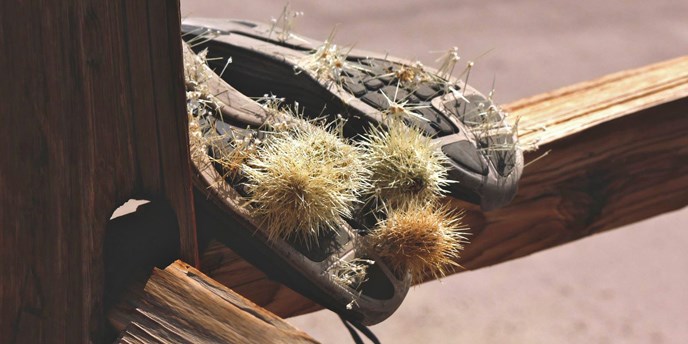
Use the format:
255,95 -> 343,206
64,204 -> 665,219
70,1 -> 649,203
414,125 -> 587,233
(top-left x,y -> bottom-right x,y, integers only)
180,1 -> 688,343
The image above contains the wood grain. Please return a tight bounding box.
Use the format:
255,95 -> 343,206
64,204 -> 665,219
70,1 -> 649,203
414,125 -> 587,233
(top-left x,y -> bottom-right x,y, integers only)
454,56 -> 688,272
512,56 -> 688,146
115,261 -> 318,344
194,56 -> 688,319
0,1 -> 197,342
201,241 -> 323,318
453,95 -> 687,272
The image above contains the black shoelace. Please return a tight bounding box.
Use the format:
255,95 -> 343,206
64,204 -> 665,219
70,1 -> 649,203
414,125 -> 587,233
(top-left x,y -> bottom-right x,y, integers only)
339,315 -> 381,344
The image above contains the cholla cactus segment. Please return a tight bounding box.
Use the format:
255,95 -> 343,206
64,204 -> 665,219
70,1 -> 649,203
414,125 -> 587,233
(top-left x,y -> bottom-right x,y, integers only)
435,46 -> 461,80
209,131 -> 260,180
184,48 -> 215,95
254,94 -> 316,132
368,201 -> 469,284
183,47 -> 224,166
392,60 -> 436,89
269,4 -> 305,43
452,94 -> 522,176
243,123 -> 369,244
329,258 -> 375,290
184,46 -> 223,121
296,29 -> 367,86
360,119 -> 450,209
183,42 -> 243,175
380,85 -> 430,122
187,113 -> 209,168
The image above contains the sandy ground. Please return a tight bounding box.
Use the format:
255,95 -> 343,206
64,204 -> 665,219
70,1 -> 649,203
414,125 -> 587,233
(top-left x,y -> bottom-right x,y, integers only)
180,1 -> 688,343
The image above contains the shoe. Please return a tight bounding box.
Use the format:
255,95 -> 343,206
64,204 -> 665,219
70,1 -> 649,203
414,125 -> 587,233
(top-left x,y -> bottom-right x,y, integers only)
183,42 -> 409,326
181,18 -> 523,211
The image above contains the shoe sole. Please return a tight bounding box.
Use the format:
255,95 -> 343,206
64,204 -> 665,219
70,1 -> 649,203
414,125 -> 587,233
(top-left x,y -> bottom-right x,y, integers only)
184,43 -> 409,325
182,18 -> 524,211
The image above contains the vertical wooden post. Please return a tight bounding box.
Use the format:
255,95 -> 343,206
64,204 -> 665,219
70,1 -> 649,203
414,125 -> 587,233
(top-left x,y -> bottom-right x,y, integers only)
0,1 -> 197,342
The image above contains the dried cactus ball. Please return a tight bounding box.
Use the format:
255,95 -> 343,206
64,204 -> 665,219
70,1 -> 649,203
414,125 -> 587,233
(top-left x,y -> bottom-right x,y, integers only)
360,119 -> 450,209
243,123 -> 368,243
368,202 -> 469,284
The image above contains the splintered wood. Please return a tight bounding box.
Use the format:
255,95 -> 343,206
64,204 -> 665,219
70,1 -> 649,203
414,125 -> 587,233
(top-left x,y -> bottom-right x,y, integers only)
115,261 -> 318,344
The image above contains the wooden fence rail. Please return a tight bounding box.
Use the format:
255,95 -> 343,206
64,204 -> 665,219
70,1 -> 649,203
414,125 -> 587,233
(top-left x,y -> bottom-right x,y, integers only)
197,56 -> 688,318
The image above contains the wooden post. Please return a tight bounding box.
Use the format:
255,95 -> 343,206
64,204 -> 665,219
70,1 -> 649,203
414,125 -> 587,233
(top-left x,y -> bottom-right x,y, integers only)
0,1 -> 198,342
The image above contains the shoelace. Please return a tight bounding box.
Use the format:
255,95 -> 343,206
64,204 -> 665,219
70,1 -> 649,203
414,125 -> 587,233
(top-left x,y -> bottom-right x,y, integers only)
339,315 -> 381,344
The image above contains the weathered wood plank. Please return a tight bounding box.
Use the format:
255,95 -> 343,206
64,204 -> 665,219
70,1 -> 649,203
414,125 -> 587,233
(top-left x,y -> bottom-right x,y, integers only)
0,1 -> 197,342
145,1 -> 199,266
513,56 -> 688,146
115,261 -> 318,344
192,56 -> 688,318
453,94 -> 688,272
